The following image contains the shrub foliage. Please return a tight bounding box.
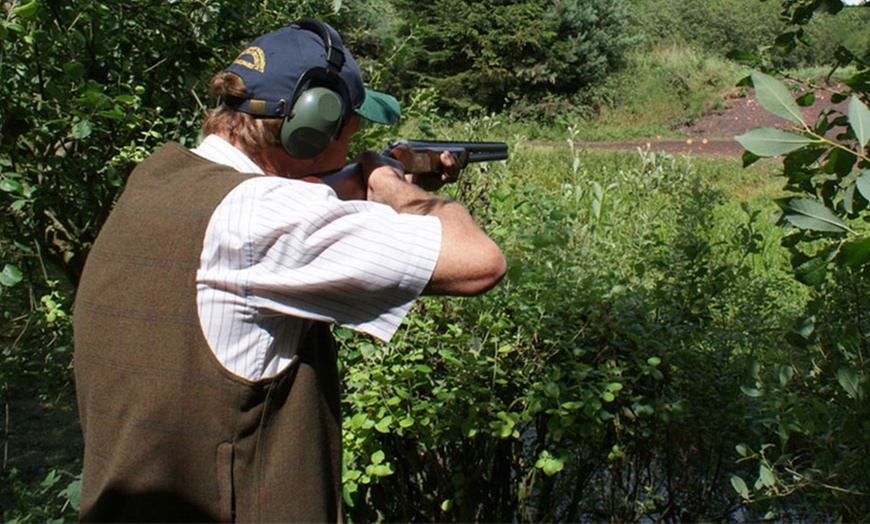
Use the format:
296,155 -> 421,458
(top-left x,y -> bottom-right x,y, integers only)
733,0 -> 870,519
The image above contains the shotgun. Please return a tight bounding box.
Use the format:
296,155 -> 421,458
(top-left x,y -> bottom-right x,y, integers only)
383,139 -> 508,176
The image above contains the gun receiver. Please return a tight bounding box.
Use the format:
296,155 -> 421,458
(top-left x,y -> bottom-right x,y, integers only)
383,139 -> 508,175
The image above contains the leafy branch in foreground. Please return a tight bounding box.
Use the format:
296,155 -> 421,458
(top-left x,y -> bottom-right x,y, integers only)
734,61 -> 870,519
736,71 -> 870,285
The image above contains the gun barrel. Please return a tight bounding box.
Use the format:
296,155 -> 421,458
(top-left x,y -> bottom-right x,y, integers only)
469,150 -> 509,162
386,140 -> 508,163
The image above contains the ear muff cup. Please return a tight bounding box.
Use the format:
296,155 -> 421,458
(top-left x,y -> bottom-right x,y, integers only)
281,86 -> 344,159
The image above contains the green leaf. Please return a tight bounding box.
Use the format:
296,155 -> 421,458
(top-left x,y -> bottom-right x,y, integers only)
535,451 -> 565,476
751,72 -> 804,125
71,119 -> 92,140
782,198 -> 849,233
366,463 -> 394,477
837,367 -> 863,401
731,475 -> 751,500
374,415 -> 393,433
792,253 -> 829,286
12,0 -> 39,19
839,236 -> 870,268
848,95 -> 870,148
796,91 -> 815,107
735,127 -> 812,157
62,476 -> 82,512
778,365 -> 794,387
740,385 -> 763,398
844,181 -> 856,214
0,179 -> 23,194
855,170 -> 870,202
0,264 -> 24,287
759,464 -> 776,488
543,381 -> 560,398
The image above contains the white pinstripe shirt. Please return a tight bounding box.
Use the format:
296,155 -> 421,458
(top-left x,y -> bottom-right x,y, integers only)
191,135 -> 441,380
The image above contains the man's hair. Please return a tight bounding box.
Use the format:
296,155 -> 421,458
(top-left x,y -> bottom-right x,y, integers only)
202,72 -> 283,152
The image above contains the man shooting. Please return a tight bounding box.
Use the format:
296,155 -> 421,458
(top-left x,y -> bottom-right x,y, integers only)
73,19 -> 505,522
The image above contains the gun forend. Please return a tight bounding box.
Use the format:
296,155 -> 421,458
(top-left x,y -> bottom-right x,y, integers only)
383,139 -> 508,175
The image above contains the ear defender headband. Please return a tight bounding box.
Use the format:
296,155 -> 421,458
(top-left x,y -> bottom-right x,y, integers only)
280,18 -> 353,159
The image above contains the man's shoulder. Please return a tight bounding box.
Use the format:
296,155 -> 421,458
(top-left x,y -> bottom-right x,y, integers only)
130,142 -> 254,182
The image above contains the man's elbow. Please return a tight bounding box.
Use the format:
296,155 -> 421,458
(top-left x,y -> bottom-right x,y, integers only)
454,243 -> 507,296
473,246 -> 507,294
423,242 -> 506,297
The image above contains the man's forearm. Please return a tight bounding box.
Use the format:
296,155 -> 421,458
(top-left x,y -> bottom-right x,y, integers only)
367,172 -> 505,296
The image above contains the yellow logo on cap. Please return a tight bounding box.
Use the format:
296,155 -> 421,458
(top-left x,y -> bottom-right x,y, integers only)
233,46 -> 266,73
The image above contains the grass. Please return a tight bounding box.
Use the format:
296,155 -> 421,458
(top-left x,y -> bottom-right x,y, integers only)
587,46 -> 751,140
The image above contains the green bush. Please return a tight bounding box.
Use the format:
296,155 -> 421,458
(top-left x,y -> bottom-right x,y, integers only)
340,142 -> 805,521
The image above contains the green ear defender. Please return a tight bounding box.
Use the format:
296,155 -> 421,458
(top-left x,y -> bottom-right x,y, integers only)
280,19 -> 351,159
281,87 -> 344,159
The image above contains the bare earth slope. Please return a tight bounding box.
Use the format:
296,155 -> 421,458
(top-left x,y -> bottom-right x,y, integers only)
584,88 -> 849,157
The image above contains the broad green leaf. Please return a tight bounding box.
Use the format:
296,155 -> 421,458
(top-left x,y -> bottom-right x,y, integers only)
848,96 -> 870,148
71,119 -> 92,140
12,0 -> 38,19
62,477 -> 82,512
759,464 -> 776,488
751,72 -> 804,125
740,385 -> 763,397
778,365 -> 794,387
844,182 -> 856,214
731,475 -> 750,500
535,451 -> 565,476
793,253 -> 828,286
366,463 -> 394,477
0,264 -> 24,287
0,179 -> 22,193
783,198 -> 849,233
856,170 -> 870,202
374,415 -> 392,433
735,127 -> 812,157
837,367 -> 863,401
839,236 -> 870,268
543,381 -> 560,398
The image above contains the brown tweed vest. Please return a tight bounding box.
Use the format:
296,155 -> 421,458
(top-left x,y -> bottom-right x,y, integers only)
74,143 -> 343,522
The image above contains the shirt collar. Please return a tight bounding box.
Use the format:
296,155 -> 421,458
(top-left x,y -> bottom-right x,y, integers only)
190,134 -> 265,175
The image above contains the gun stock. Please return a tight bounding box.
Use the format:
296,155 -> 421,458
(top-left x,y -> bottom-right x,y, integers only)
383,139 -> 508,175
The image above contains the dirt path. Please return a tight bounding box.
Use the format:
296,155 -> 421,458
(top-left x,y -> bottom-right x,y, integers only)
579,87 -> 849,157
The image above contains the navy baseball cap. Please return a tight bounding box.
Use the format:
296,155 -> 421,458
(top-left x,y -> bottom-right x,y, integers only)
223,20 -> 401,125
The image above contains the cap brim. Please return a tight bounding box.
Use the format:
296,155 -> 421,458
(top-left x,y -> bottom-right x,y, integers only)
355,89 -> 401,124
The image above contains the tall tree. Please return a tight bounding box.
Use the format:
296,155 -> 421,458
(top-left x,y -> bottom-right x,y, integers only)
390,0 -> 636,113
